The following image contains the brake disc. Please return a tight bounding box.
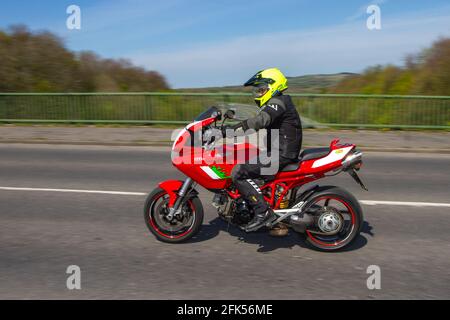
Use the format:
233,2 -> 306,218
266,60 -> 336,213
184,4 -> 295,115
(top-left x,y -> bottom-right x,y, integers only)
315,207 -> 344,236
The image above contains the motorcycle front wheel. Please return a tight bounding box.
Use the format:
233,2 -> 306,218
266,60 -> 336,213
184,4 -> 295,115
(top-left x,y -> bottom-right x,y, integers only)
144,187 -> 204,243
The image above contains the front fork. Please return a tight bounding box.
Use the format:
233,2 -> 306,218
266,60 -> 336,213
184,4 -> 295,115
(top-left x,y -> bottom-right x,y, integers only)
166,178 -> 194,220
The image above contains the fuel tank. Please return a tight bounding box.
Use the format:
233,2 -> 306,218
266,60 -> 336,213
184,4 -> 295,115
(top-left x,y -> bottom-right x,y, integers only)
173,142 -> 258,190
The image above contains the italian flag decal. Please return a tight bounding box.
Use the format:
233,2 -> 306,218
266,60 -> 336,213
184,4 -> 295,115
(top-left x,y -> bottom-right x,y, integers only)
201,166 -> 230,179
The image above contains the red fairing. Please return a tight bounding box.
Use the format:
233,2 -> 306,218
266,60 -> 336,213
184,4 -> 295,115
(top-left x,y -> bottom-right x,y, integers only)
171,116 -> 259,190
173,142 -> 258,190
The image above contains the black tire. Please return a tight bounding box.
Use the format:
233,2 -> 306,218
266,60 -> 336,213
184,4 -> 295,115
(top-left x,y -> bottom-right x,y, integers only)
301,186 -> 364,251
144,187 -> 204,243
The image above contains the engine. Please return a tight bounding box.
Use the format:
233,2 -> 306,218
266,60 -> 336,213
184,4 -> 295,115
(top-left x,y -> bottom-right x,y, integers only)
231,198 -> 253,225
212,193 -> 253,226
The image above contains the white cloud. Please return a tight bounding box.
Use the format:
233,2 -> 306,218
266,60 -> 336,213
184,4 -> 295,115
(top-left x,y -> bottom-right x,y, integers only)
130,10 -> 450,88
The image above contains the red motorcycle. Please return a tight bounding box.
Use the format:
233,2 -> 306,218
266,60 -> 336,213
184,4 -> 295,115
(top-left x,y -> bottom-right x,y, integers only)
144,106 -> 368,251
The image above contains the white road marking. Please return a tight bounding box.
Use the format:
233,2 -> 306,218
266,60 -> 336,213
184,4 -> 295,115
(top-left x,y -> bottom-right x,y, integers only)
360,200 -> 450,208
0,186 -> 449,208
0,186 -> 146,196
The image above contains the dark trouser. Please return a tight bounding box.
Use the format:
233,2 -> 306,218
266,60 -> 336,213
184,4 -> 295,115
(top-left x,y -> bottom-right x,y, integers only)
231,157 -> 294,215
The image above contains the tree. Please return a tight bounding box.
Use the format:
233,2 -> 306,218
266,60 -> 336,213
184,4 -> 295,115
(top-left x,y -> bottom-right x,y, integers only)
0,25 -> 170,92
330,38 -> 450,96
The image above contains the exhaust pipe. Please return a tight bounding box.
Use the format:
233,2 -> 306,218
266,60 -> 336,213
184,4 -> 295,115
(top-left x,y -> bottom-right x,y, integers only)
342,149 -> 363,170
289,213 -> 315,233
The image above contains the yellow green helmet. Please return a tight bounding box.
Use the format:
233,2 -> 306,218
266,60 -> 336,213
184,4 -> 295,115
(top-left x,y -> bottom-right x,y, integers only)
244,68 -> 288,107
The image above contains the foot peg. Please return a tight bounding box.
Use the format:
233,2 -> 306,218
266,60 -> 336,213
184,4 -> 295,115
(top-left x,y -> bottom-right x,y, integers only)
245,212 -> 277,232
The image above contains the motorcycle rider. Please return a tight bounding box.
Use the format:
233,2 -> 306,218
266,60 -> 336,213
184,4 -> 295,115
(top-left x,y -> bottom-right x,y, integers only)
225,68 -> 303,232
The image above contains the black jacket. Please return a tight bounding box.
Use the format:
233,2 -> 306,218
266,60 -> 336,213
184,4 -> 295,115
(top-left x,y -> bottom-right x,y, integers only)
240,94 -> 302,160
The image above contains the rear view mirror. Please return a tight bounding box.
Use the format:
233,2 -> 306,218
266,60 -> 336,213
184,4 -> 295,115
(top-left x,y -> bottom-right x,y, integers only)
224,109 -> 235,120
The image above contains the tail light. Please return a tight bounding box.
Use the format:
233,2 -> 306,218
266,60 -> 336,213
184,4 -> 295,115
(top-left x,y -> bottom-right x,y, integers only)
354,161 -> 363,170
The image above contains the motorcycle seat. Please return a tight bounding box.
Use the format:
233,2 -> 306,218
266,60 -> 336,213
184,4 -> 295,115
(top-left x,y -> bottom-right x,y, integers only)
280,161 -> 301,172
299,147 -> 330,161
280,147 -> 330,172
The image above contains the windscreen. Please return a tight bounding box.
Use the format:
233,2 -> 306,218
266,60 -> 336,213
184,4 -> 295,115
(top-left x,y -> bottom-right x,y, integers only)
221,103 -> 259,121
194,106 -> 220,121
194,104 -> 259,123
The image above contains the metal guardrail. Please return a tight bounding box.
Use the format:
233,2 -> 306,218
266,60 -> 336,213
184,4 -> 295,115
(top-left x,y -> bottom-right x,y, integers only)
0,93 -> 449,129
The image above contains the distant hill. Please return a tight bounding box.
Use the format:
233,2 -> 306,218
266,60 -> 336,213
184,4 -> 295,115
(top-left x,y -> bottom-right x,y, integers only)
286,73 -> 357,93
177,73 -> 357,93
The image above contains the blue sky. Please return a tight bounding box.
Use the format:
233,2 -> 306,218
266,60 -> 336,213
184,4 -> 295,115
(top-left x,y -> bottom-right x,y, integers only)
1,0 -> 449,88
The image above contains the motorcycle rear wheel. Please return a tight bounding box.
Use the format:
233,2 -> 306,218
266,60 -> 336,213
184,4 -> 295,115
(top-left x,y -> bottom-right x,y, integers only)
302,186 -> 364,251
144,187 -> 204,243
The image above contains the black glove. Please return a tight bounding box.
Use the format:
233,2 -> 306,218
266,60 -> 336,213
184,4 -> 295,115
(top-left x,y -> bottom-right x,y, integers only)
222,122 -> 246,138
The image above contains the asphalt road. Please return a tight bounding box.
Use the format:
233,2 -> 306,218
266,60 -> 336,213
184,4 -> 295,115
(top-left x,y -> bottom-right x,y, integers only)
0,143 -> 449,299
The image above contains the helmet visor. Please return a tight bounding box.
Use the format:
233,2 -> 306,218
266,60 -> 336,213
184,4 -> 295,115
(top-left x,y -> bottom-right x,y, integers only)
252,83 -> 269,98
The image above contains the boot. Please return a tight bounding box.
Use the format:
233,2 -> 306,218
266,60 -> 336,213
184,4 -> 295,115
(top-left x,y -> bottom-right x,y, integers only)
245,209 -> 276,232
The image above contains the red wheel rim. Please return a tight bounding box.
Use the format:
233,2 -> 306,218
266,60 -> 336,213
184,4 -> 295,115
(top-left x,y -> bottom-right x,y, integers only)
148,193 -> 196,239
306,196 -> 356,247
